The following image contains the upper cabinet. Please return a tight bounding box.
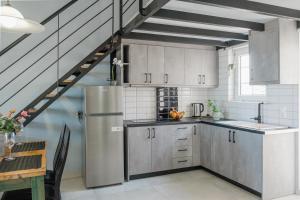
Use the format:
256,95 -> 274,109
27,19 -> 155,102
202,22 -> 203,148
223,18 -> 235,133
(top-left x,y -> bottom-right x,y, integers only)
123,41 -> 218,87
249,19 -> 299,85
184,48 -> 218,87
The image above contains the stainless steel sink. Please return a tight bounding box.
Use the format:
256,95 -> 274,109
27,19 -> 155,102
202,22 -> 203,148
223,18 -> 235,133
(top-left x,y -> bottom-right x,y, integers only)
216,120 -> 288,131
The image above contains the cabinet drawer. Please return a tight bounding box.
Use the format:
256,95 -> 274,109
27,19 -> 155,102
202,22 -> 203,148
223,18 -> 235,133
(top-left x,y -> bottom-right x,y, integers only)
173,135 -> 192,146
173,145 -> 192,157
172,157 -> 192,169
173,125 -> 193,136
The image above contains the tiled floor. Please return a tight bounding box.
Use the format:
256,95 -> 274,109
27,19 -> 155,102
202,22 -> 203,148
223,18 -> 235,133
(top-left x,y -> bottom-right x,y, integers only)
61,169 -> 260,200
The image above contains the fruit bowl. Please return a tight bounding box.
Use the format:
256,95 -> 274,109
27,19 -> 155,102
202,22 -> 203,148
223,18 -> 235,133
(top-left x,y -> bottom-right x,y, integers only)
169,108 -> 185,121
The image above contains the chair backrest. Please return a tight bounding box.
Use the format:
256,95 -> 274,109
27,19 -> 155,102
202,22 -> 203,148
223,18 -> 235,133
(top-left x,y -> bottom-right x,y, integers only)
53,124 -> 67,170
54,124 -> 71,188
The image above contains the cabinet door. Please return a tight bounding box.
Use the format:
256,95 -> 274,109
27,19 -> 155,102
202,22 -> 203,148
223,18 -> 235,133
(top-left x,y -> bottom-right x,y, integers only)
211,127 -> 232,178
184,48 -> 202,86
164,47 -> 185,85
249,30 -> 279,84
151,126 -> 173,172
200,124 -> 212,169
148,45 -> 165,85
192,124 -> 201,166
128,127 -> 152,175
232,130 -> 262,192
129,44 -> 148,84
203,50 -> 218,87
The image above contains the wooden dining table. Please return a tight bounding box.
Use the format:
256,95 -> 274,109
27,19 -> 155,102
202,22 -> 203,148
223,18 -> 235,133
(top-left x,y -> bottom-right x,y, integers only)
0,141 -> 47,200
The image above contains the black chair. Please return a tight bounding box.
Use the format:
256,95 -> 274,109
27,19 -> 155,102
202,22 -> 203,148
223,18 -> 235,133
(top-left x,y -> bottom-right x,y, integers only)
45,124 -> 67,185
1,125 -> 71,200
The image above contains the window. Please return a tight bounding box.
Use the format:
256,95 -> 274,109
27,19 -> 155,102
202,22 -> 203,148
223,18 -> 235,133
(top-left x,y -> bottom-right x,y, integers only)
234,47 -> 266,101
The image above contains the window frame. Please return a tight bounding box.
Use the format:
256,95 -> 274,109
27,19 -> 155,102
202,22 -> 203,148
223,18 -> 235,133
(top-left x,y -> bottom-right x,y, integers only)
233,46 -> 266,102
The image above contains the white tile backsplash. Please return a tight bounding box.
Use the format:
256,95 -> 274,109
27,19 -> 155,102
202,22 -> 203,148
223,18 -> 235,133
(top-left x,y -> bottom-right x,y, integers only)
124,87 -> 208,120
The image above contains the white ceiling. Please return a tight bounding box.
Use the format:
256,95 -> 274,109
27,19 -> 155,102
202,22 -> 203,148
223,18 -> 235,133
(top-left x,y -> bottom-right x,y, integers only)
142,0 -> 300,43
249,0 -> 300,10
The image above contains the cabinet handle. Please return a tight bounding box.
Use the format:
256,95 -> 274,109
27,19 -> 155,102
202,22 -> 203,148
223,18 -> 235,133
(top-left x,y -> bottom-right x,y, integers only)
178,149 -> 188,152
144,73 -> 148,83
193,125 -> 196,135
149,73 -> 152,84
177,127 -> 188,130
228,130 -> 231,142
178,160 -> 188,163
233,131 -> 236,143
164,74 -> 169,84
202,75 -> 205,84
152,128 -> 156,138
198,74 -> 202,84
147,128 -> 151,139
177,138 -> 188,141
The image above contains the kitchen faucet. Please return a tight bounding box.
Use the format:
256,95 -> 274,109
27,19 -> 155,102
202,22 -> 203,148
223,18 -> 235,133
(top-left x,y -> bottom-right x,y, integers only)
251,102 -> 264,124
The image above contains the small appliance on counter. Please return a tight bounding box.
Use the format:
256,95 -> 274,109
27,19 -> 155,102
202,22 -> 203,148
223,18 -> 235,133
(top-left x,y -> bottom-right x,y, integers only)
192,103 -> 204,117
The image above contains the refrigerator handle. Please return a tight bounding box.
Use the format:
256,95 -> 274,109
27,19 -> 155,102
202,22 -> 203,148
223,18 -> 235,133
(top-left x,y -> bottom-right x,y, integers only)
147,128 -> 151,139
152,128 -> 156,139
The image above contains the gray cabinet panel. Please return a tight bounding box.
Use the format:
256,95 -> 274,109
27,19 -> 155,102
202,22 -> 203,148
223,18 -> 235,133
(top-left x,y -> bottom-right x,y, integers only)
232,130 -> 262,192
151,126 -> 173,172
192,125 -> 201,166
129,44 -> 148,84
148,45 -> 165,85
211,127 -> 232,179
128,127 -> 152,175
200,124 -> 212,169
164,47 -> 185,85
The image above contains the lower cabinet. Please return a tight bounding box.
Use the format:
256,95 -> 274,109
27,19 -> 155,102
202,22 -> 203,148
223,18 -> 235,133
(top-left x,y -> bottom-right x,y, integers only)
127,124 -> 200,177
210,126 -> 262,192
200,124 -> 212,169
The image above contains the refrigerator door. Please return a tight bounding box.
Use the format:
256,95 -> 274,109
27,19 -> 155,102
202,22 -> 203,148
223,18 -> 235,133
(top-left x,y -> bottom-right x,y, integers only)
85,86 -> 123,115
85,114 -> 124,187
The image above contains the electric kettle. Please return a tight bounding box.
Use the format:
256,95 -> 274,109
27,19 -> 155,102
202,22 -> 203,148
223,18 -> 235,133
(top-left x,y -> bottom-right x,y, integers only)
192,103 -> 204,117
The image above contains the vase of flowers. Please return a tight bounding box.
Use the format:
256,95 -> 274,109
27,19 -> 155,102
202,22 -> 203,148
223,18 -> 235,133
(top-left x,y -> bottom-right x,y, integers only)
0,109 -> 30,157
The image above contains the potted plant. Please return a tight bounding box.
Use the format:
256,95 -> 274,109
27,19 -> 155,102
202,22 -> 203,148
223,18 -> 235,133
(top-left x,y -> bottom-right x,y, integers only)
208,100 -> 224,120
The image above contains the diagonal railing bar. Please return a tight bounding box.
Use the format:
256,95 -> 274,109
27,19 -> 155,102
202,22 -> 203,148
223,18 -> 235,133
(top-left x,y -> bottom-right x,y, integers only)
122,0 -> 137,14
0,16 -> 113,107
0,0 -> 79,57
0,0 -> 101,76
0,2 -> 112,91
122,0 -> 131,8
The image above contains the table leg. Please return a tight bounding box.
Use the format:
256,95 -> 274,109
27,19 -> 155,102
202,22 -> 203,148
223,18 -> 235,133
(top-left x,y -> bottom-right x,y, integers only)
31,176 -> 45,200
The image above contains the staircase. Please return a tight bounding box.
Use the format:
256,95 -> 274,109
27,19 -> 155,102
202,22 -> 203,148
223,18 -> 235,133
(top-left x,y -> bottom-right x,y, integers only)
0,0 -> 168,126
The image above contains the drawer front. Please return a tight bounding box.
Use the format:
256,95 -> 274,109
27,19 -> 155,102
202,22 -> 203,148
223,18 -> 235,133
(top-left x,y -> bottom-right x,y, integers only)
172,157 -> 192,169
173,125 -> 193,137
173,145 -> 192,157
173,134 -> 192,146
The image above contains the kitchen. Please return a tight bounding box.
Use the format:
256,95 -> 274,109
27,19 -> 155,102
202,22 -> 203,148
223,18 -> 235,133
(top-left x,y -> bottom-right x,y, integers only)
0,0 -> 300,200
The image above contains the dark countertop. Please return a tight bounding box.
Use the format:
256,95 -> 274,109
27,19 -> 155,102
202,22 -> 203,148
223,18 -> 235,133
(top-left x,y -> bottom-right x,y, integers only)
124,118 -> 297,135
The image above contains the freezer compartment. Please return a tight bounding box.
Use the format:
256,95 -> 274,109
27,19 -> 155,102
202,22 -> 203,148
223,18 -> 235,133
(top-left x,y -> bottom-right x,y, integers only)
84,86 -> 123,114
85,115 -> 124,187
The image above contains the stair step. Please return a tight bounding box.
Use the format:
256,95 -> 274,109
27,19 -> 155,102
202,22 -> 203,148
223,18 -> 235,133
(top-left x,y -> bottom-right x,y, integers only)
95,52 -> 105,56
63,75 -> 76,84
45,91 -> 57,99
81,64 -> 91,69
28,108 -> 38,113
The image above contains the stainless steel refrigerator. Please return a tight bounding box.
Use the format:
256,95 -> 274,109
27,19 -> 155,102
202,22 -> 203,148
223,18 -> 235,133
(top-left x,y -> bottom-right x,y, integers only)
83,86 -> 124,188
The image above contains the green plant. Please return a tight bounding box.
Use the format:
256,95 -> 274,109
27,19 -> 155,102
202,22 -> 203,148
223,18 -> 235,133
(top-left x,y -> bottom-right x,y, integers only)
208,100 -> 220,113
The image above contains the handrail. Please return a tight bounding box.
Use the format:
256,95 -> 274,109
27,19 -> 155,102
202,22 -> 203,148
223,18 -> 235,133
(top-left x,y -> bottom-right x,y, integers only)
0,2 -> 113,106
0,0 -> 78,57
0,0 -> 104,89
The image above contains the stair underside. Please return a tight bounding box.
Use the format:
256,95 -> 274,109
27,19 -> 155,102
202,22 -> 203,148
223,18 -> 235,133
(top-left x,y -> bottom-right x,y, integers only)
18,34 -> 121,126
